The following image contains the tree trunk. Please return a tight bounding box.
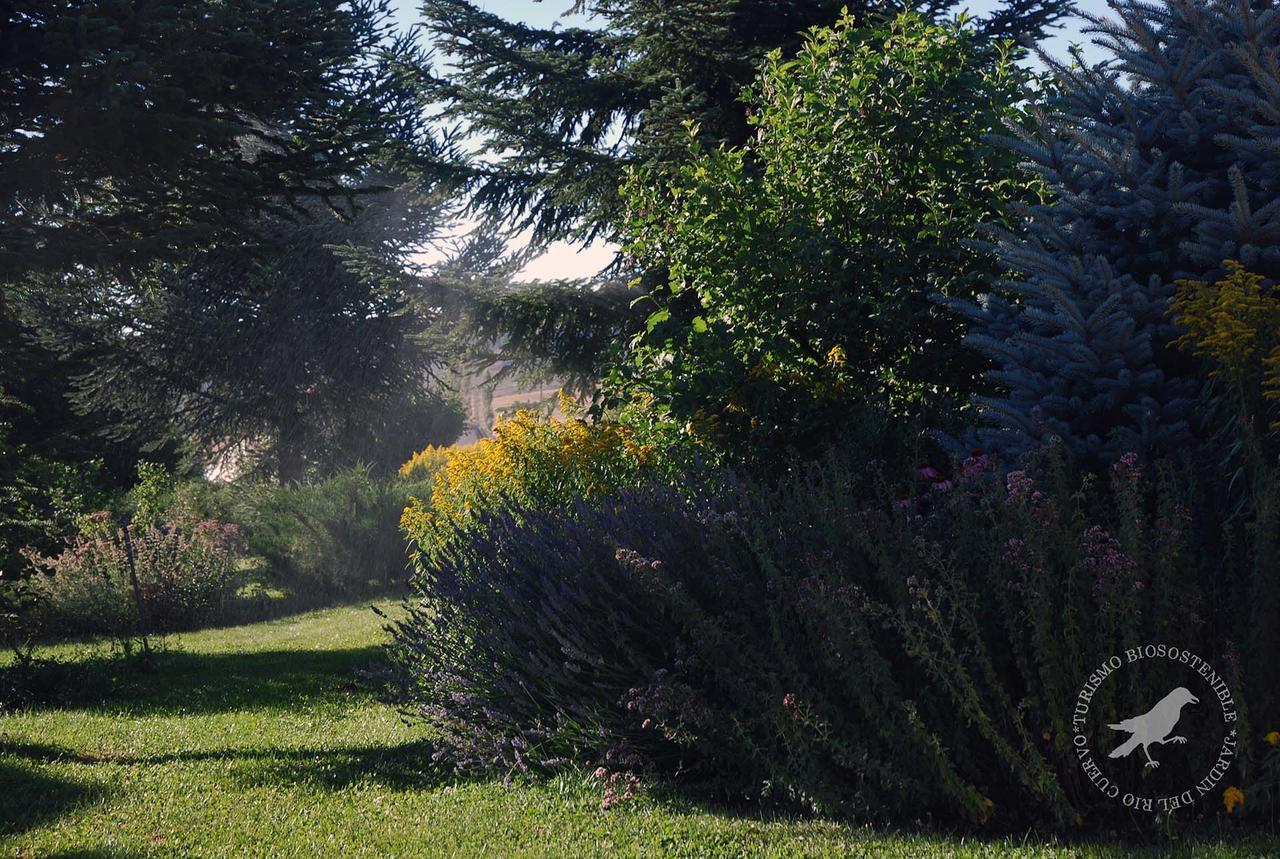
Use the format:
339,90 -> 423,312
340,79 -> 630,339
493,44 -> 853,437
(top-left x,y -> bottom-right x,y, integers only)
276,413 -> 306,485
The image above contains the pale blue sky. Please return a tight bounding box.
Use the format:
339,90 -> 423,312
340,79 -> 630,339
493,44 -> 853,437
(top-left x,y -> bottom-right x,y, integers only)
391,0 -> 1113,57
391,0 -> 581,32
391,0 -> 1116,279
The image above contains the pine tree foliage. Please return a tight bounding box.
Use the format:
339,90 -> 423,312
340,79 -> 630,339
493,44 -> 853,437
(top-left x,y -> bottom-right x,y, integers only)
951,0 -> 1280,463
455,276 -> 647,395
424,0 -> 1072,382
0,0 -> 444,281
406,229 -> 641,394
22,182 -> 465,483
417,0 -> 1074,248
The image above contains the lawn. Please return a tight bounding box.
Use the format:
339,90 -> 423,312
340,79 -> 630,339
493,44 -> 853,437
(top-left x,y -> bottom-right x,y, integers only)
0,603 -> 1274,858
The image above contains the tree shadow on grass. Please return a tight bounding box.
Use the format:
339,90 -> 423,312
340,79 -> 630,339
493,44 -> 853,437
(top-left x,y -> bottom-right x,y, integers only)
636,781 -> 1280,858
233,738 -> 462,792
0,757 -> 106,837
0,645 -> 386,716
1,737 -> 460,794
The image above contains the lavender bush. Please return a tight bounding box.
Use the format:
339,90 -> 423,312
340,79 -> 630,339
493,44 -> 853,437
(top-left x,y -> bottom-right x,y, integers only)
386,449 -> 1279,828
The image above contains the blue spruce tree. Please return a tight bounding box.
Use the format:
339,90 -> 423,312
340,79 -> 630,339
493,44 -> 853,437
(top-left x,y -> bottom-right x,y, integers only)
951,0 -> 1280,463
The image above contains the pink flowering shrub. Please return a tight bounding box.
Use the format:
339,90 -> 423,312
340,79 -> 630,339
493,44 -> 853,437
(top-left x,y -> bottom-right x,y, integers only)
27,513 -> 245,637
385,446 -> 1279,828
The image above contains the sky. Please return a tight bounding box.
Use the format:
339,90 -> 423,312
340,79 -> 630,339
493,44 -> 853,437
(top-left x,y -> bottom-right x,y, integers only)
391,0 -> 1115,281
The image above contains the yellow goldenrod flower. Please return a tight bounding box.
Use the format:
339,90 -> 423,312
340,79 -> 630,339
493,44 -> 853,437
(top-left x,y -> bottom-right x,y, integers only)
1223,786 -> 1245,813
1171,261 -> 1280,425
398,445 -> 453,480
398,410 -> 659,558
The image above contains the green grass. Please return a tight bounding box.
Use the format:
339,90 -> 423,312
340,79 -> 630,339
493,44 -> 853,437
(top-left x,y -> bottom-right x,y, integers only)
1,604 -> 1275,857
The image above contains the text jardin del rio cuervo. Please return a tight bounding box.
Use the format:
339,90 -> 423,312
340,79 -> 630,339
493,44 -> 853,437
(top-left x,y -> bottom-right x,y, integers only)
1072,644 -> 1237,813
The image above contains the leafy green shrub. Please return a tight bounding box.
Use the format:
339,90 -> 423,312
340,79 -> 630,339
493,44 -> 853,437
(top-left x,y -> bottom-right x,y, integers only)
127,461 -> 178,527
1,387 -> 104,581
615,12 -> 1035,468
63,464 -> 423,615
0,574 -> 43,672
386,449 -> 1278,828
28,513 -> 245,638
237,466 -> 419,597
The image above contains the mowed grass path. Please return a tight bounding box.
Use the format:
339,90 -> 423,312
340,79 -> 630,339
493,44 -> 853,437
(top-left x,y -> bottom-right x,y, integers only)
1,604 -> 1276,857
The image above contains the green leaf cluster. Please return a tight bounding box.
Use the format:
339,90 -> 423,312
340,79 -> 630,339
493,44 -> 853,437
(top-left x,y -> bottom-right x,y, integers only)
615,13 -> 1038,465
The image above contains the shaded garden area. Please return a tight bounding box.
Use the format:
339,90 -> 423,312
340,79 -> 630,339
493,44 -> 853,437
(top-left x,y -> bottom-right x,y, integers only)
3,604 -> 1276,856
4,0 -> 1280,852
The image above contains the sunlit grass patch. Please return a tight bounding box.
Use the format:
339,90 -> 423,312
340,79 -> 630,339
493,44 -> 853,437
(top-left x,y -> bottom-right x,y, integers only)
1,602 -> 1275,857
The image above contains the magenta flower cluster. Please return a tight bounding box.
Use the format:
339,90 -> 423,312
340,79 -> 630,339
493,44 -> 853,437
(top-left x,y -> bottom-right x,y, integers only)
1077,525 -> 1141,593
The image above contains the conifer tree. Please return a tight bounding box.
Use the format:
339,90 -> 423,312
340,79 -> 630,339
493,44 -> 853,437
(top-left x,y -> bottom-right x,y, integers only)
419,0 -> 1074,247
0,0 -> 439,281
24,182 -> 465,483
422,0 -> 1073,382
951,0 -> 1280,464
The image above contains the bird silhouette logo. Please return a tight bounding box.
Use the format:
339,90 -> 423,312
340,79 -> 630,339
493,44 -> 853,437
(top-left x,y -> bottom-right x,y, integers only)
1107,687 -> 1199,769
